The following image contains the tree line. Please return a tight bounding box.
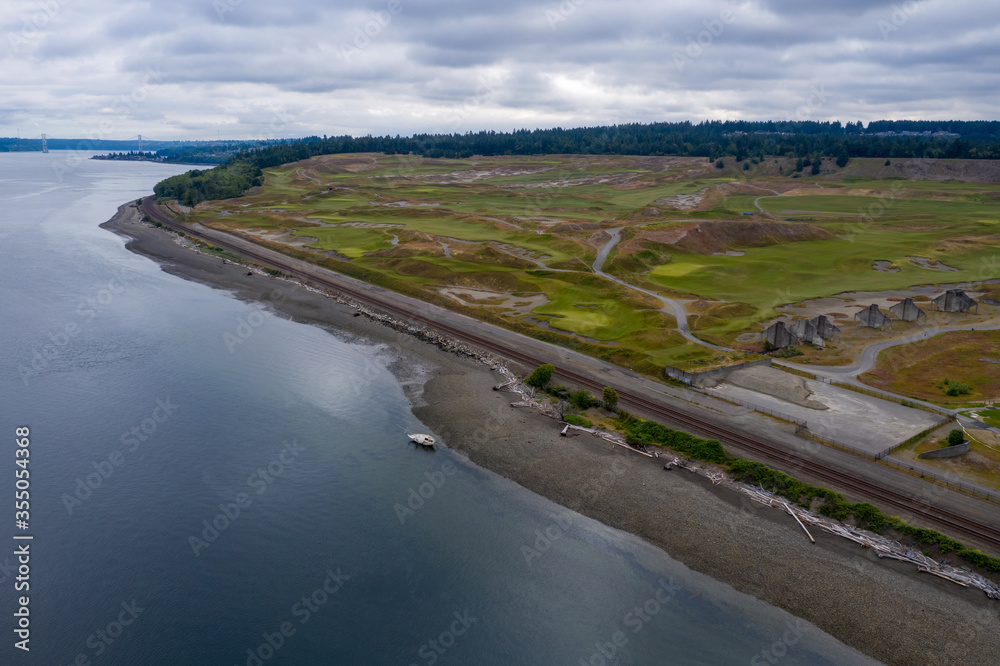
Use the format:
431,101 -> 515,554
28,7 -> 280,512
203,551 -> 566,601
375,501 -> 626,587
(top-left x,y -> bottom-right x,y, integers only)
152,119 -> 1000,205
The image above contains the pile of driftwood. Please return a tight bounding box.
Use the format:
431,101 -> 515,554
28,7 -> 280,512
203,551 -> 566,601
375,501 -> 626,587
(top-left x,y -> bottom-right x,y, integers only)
739,485 -> 1000,600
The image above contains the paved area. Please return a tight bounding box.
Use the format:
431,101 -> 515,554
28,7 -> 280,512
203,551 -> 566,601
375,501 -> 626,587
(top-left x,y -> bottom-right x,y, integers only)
710,376 -> 944,457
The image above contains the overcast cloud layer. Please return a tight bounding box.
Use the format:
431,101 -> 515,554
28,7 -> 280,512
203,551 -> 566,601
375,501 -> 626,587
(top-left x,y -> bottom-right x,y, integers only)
2,0 -> 998,140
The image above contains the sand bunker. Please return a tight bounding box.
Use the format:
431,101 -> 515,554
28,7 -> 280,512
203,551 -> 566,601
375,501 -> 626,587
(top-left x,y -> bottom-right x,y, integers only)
908,256 -> 959,271
655,189 -> 708,210
438,287 -> 547,315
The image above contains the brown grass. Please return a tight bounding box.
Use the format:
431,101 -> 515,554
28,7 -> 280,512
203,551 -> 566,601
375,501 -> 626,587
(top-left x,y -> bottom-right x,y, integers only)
859,331 -> 1000,404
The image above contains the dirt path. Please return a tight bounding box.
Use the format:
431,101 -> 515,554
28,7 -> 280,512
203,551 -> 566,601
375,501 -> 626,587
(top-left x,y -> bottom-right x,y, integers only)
592,227 -> 728,350
736,181 -> 782,212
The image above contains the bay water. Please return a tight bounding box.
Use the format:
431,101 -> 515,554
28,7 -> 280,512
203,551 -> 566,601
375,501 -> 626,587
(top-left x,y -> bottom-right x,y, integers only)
0,153 -> 876,665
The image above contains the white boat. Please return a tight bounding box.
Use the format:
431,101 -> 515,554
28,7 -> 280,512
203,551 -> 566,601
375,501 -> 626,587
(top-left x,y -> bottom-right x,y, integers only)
407,432 -> 435,447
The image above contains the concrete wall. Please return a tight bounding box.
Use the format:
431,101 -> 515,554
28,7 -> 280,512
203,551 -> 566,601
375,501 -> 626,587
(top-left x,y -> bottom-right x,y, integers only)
918,442 -> 971,459
665,357 -> 772,385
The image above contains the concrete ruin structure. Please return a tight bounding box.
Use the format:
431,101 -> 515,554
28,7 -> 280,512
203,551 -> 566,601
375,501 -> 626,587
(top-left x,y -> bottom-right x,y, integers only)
789,318 -> 816,344
786,316 -> 843,347
932,289 -> 978,314
762,320 -> 799,349
855,304 -> 892,331
809,315 -> 842,342
889,298 -> 927,323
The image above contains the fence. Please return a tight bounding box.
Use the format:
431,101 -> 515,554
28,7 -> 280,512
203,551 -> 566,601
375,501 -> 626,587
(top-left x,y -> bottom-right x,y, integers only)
716,394 -> 807,427
796,427 -> 890,461
664,357 -> 772,385
829,381 -> 950,416
880,457 -> 1000,504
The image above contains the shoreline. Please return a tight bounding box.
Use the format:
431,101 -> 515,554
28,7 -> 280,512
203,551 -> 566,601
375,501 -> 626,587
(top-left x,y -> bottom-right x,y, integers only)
102,202 -> 999,665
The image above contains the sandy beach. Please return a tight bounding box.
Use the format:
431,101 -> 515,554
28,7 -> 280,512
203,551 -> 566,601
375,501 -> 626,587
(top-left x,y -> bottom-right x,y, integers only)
103,202 -> 1000,665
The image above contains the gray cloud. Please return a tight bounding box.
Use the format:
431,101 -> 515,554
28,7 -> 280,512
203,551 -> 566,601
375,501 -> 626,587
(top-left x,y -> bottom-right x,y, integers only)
0,0 -> 996,140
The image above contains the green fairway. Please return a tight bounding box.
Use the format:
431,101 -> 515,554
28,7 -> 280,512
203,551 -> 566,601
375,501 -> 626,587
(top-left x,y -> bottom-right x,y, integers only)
177,154 -> 1000,375
648,229 -> 998,315
531,284 -> 647,340
296,227 -> 394,258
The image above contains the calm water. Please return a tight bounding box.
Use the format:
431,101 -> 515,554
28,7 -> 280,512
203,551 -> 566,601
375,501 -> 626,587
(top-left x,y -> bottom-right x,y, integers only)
0,153 -> 877,665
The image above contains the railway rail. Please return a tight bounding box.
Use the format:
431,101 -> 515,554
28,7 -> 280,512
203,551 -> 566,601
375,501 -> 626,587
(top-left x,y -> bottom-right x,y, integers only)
139,197 -> 1000,552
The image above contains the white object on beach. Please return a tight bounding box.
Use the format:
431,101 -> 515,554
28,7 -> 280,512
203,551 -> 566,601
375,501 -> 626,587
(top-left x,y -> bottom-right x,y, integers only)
407,432 -> 435,447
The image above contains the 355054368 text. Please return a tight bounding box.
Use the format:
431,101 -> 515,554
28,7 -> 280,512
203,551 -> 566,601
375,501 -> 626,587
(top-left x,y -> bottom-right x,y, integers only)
14,426 -> 32,652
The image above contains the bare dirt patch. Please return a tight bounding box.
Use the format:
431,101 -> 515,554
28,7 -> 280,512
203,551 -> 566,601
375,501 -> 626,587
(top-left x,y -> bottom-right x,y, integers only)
655,188 -> 707,210
908,256 -> 959,272
244,228 -> 319,248
872,260 -> 900,272
630,220 -> 833,255
438,287 -> 548,315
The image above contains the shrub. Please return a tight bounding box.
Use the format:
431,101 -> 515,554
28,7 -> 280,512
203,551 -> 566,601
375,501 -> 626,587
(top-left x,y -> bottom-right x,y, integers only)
947,429 -> 965,447
620,419 -> 727,464
526,364 -> 554,388
715,159 -> 724,169
547,383 -> 569,399
945,381 -> 970,397
563,415 -> 592,428
569,389 -> 595,410
602,386 -> 618,411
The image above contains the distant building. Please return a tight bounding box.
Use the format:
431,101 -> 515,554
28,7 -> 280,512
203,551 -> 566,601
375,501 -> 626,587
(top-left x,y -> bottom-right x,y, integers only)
931,289 -> 978,314
855,304 -> 892,331
809,315 -> 842,341
762,321 -> 799,349
888,298 -> 927,323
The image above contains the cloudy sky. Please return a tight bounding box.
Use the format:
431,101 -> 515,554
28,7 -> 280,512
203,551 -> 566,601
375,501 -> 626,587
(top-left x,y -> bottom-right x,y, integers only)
2,0 -> 998,141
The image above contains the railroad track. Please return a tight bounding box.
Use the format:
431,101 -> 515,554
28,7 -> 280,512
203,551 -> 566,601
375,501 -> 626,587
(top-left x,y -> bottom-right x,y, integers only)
139,198 -> 1000,552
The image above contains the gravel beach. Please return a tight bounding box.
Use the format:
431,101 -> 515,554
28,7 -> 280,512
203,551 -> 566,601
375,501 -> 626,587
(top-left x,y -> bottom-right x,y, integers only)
103,202 -> 1000,665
